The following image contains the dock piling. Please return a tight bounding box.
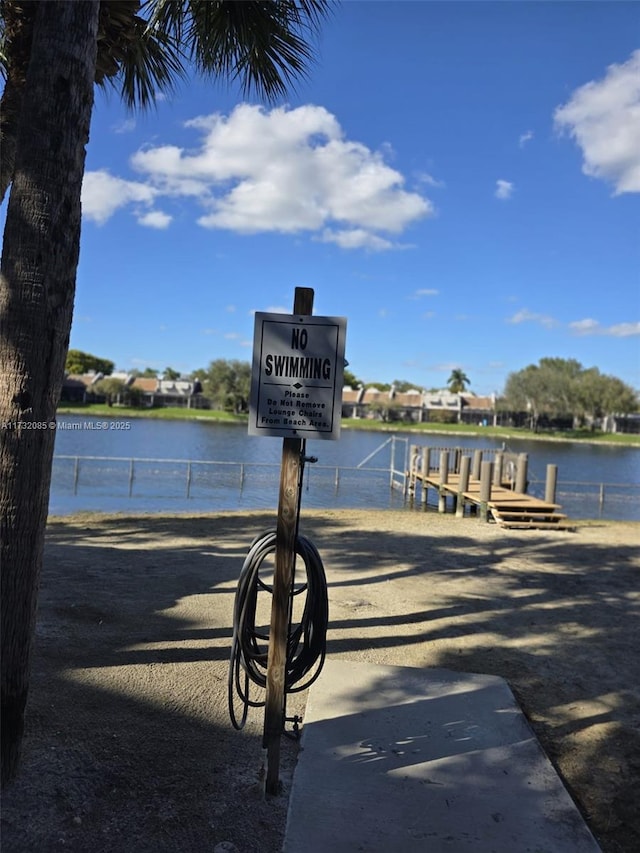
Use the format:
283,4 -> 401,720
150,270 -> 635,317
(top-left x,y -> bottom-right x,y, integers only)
515,453 -> 528,494
479,461 -> 493,522
472,449 -> 483,480
493,453 -> 504,486
438,451 -> 450,513
545,464 -> 558,504
456,455 -> 471,518
421,449 -> 430,509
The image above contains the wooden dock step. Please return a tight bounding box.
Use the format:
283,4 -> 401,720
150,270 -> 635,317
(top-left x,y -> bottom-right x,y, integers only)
493,518 -> 577,531
490,508 -> 575,530
493,512 -> 568,521
488,499 -> 561,509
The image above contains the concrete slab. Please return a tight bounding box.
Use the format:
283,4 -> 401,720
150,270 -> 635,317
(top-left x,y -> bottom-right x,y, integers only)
284,660 -> 601,852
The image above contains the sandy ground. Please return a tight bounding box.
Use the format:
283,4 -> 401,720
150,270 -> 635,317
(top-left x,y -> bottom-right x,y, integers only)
1,509 -> 639,853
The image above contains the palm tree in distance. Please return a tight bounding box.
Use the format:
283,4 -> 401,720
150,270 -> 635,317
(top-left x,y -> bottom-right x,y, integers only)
0,0 -> 331,785
447,368 -> 470,394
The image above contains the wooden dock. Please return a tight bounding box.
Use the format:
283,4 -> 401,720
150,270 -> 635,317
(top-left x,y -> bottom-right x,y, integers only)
408,446 -> 575,531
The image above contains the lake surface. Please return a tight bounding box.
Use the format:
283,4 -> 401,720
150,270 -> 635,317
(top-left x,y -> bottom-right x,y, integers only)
50,415 -> 640,521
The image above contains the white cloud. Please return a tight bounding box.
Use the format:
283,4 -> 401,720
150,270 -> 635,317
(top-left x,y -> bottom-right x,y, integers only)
519,130 -> 534,148
137,210 -> 172,229
554,50 -> 640,194
569,318 -> 600,335
318,228 -> 397,251
98,103 -> 432,249
264,305 -> 291,315
415,288 -> 439,296
570,318 -> 640,337
417,171 -> 445,188
82,170 -> 157,225
495,179 -> 514,200
609,322 -> 640,337
113,118 -> 136,134
507,309 -> 557,329
435,362 -> 464,374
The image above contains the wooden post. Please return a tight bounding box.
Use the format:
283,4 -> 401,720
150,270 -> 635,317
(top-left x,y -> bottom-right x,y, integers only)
420,448 -> 430,508
479,460 -> 493,522
545,464 -> 558,505
471,449 -> 482,481
493,452 -> 503,486
456,455 -> 470,518
408,445 -> 419,496
515,453 -> 528,494
263,286 -> 314,796
438,450 -> 449,513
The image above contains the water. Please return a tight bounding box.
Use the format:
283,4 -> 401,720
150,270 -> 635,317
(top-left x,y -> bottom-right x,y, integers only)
50,415 -> 640,520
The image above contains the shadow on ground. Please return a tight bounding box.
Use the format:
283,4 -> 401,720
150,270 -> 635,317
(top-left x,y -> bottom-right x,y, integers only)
1,510 -> 638,853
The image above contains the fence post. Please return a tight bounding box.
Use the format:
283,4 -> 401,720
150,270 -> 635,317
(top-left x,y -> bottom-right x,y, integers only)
389,436 -> 397,490
128,459 -> 135,497
186,461 -> 192,498
479,461 -> 493,522
73,457 -> 80,495
456,455 -> 471,518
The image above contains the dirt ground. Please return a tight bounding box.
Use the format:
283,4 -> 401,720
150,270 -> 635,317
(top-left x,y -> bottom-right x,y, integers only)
2,509 -> 639,853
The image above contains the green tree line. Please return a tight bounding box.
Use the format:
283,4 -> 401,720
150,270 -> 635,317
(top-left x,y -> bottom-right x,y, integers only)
503,358 -> 637,429
66,350 -> 638,423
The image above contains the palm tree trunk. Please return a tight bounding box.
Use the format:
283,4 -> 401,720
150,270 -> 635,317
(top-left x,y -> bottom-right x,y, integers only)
0,0 -> 99,786
0,1 -> 37,203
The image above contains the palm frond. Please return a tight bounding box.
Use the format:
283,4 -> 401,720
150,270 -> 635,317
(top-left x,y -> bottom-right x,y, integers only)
146,0 -> 332,102
97,0 -> 186,109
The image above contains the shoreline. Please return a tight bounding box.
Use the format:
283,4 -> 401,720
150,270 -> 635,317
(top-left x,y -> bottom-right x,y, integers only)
55,406 -> 640,449
47,508 -> 640,530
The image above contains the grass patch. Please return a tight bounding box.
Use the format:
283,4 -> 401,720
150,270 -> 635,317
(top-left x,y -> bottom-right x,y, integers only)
340,418 -> 640,446
57,404 -> 245,424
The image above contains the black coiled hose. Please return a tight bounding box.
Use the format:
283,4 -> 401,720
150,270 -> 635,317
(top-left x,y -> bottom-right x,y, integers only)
228,530 -> 328,730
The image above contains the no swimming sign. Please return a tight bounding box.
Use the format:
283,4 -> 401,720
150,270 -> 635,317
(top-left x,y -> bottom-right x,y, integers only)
249,312 -> 347,440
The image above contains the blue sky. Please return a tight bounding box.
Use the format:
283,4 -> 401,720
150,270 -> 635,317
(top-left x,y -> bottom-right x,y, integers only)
42,2 -> 640,393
